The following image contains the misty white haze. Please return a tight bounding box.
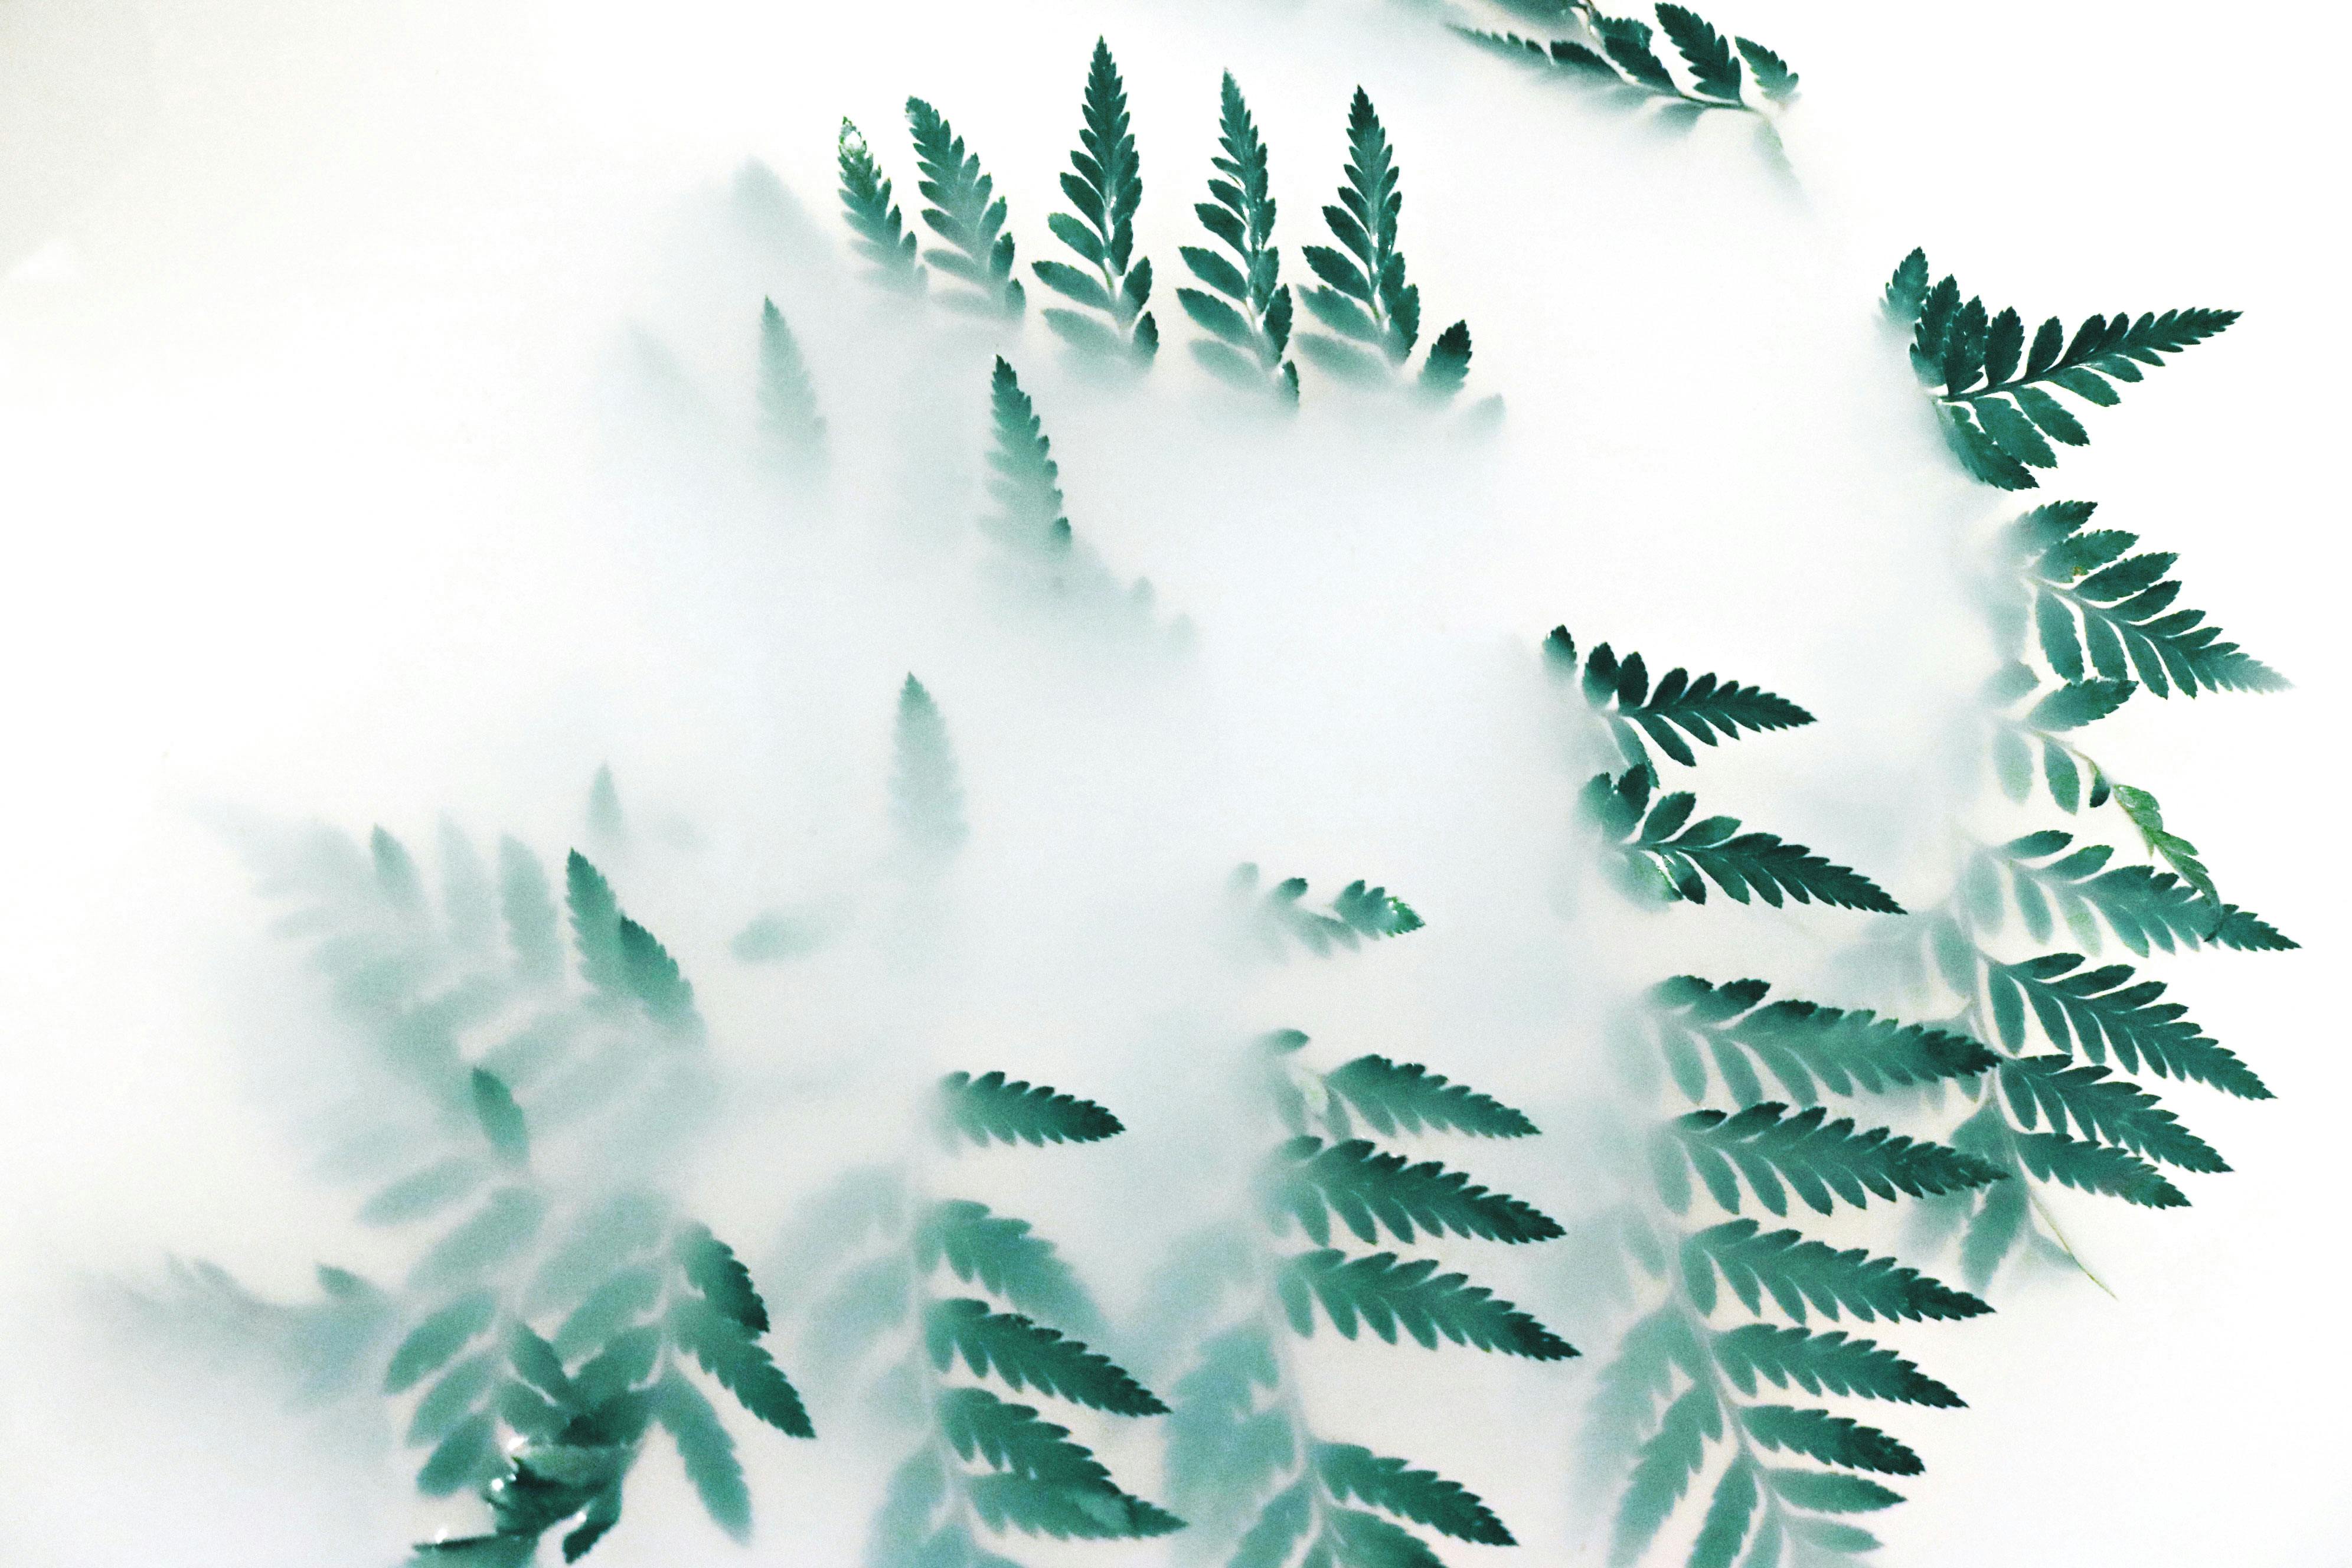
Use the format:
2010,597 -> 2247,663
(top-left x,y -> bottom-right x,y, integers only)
4,1 -> 2347,1564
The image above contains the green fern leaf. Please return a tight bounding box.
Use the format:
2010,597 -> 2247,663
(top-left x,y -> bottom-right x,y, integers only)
1298,88 -> 1468,394
1547,628 -> 1815,769
1277,1248 -> 1577,1359
1768,1468 -> 1902,1513
917,1200 -> 1105,1339
1037,40 -> 1155,363
1982,953 -> 2268,1097
1998,1055 -> 2224,1172
410,1188 -> 548,1291
563,851 -> 625,992
906,97 -> 1024,318
1690,1456 -> 1760,1568
496,837 -> 561,984
615,914 -> 699,1037
988,355 -> 1072,557
756,299 -> 825,468
654,1371 -> 751,1540
1323,1054 -> 1539,1138
671,1223 -> 766,1333
940,1389 -> 1183,1539
584,765 -> 625,847
1270,1136 -> 1564,1247
1178,74 -> 1298,399
2111,784 -> 2219,908
837,118 -> 923,290
2011,1128 -> 2186,1207
1661,1104 -> 2004,1216
963,1472 -> 1185,1540
1901,251 -> 2237,485
1611,1382 -> 1718,1564
1711,1324 -> 1962,1407
1972,829 -> 2294,956
1646,975 -> 1996,1106
1735,37 -> 1800,100
1740,1403 -> 1920,1476
1583,766 -> 1902,912
2011,500 -> 2286,695
1314,1442 -> 1513,1544
468,1070 -> 529,1167
926,1298 -> 1166,1414
1234,864 -> 1424,958
1682,1220 -> 1992,1324
937,1070 -> 1123,1148
387,1291 -> 498,1394
892,675 -> 969,862
1655,4 -> 1743,101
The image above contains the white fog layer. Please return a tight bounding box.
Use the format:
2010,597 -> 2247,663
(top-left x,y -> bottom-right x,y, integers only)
2,2 -> 2346,1566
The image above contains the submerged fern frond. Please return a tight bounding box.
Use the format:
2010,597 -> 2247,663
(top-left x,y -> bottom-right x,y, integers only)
1035,39 -> 1157,364
907,96 -> 1024,319
1179,72 -> 1298,399
1297,88 -> 1471,397
837,117 -> 924,292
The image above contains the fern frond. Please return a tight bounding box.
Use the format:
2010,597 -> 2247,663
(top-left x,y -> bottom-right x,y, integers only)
1998,1055 -> 2224,1172
2010,1128 -> 2187,1208
1611,1381 -> 1718,1563
1711,1324 -> 1961,1407
918,1200 -> 1104,1339
1740,1403 -> 1919,1475
1545,626 -> 1814,769
1314,1442 -> 1513,1544
1180,72 -> 1297,398
1036,39 -> 1156,364
1270,1135 -> 1565,1247
1682,1220 -> 1992,1324
1966,828 -> 2294,956
1323,1054 -> 1539,1138
397,1213 -> 806,1560
1583,766 -> 1903,912
891,675 -> 968,863
941,1389 -> 1182,1538
1233,863 -> 1425,958
982,357 -> 1070,558
837,118 -> 923,291
756,299 -> 825,469
926,1298 -> 1165,1414
1890,251 -> 2237,488
2009,499 -> 2288,696
978,358 -> 1182,643
1277,1248 -> 1577,1358
1455,1 -> 1796,116
497,837 -> 561,985
1658,1103 -> 2005,1217
1297,88 -> 1471,397
1647,975 -> 1995,1106
937,1070 -> 1123,1148
906,97 -> 1024,318
1982,952 -> 2268,1098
